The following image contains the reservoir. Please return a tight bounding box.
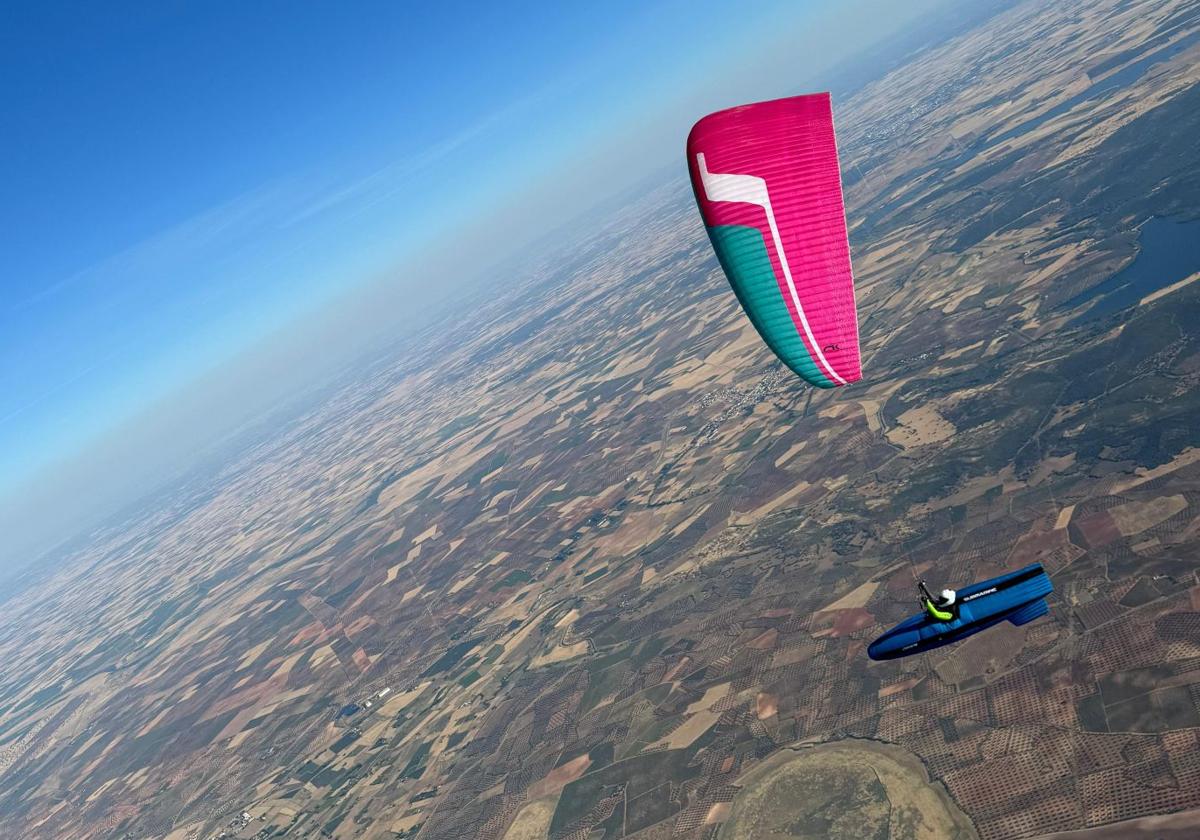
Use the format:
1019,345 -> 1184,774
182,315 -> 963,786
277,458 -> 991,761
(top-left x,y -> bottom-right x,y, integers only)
1066,216 -> 1200,324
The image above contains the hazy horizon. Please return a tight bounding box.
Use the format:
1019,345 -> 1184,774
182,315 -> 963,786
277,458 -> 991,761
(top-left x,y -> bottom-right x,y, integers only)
0,0 -> 956,572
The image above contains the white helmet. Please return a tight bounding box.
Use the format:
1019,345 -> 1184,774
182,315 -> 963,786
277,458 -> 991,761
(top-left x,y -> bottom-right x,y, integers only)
941,589 -> 956,605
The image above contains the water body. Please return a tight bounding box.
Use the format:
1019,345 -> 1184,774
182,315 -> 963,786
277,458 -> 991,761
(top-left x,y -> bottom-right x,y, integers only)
1066,217 -> 1200,324
989,29 -> 1200,149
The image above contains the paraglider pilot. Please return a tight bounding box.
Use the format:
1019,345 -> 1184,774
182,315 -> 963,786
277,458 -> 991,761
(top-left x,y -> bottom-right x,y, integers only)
919,580 -> 958,622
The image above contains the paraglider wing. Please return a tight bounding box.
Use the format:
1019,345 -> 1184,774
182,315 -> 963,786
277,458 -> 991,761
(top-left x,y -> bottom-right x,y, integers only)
687,93 -> 861,388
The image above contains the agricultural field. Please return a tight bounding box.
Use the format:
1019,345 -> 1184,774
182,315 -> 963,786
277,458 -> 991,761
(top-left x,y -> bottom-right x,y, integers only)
1,1 -> 1199,838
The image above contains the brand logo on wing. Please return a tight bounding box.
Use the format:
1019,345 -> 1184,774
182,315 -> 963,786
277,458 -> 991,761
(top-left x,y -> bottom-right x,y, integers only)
963,587 -> 997,603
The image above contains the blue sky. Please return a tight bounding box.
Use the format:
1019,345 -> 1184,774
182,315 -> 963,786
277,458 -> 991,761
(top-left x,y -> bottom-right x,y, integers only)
0,0 -> 945,567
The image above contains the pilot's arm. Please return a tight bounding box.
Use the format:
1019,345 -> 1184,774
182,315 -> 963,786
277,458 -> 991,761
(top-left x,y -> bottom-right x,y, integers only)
923,598 -> 954,622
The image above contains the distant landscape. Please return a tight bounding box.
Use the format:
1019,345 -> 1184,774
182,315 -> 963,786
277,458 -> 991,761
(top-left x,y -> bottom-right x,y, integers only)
1,1 -> 1199,838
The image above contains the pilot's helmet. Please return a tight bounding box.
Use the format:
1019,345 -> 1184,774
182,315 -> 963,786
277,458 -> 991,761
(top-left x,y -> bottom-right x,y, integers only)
941,589 -> 956,605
